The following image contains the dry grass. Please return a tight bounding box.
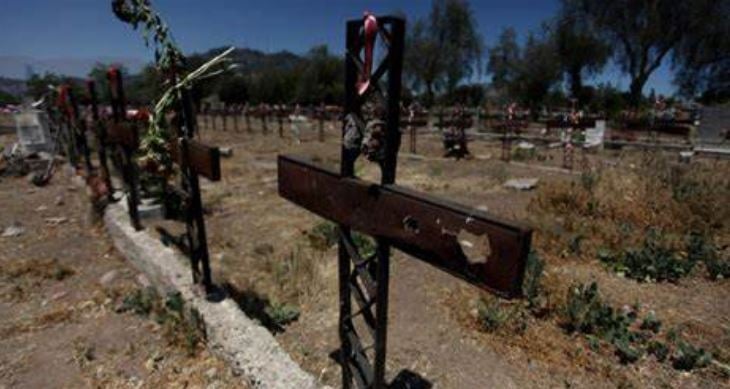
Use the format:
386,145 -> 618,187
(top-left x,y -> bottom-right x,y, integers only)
528,153 -> 730,261
0,258 -> 76,281
0,307 -> 75,339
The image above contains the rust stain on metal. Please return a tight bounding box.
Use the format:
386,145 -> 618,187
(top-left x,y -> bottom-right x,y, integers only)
278,154 -> 532,298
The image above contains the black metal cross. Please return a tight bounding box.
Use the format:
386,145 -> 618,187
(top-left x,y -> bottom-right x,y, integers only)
156,81 -> 222,296
87,79 -> 116,203
278,15 -> 532,388
106,67 -> 142,230
55,85 -> 80,167
63,86 -> 94,176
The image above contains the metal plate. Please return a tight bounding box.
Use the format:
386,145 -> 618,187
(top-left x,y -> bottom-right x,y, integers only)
278,155 -> 532,298
545,118 -> 597,130
106,123 -> 139,148
169,139 -> 221,181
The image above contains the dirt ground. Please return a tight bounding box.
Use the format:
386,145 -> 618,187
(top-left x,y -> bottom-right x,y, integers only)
194,117 -> 729,388
2,116 -> 726,388
0,137 -> 247,389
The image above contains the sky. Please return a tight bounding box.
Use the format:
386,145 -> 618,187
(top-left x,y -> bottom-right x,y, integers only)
0,0 -> 674,94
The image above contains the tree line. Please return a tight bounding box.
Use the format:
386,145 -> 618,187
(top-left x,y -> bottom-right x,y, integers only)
22,0 -> 729,113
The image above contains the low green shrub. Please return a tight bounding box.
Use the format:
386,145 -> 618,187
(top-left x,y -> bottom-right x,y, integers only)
265,302 -> 300,327
598,230 -> 696,282
522,250 -> 544,310
672,341 -> 712,371
307,221 -> 376,258
687,232 -> 730,280
476,300 -> 509,332
562,282 -> 712,369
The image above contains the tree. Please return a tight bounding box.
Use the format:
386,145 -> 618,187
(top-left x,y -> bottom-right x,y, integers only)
405,0 -> 483,106
672,0 -> 730,103
405,19 -> 443,105
518,29 -> 563,111
218,75 -> 249,105
487,27 -> 562,111
0,90 -> 19,105
127,64 -> 163,106
295,45 -> 343,104
567,0 -> 695,106
26,72 -> 62,100
552,2 -> 610,102
487,28 -> 521,100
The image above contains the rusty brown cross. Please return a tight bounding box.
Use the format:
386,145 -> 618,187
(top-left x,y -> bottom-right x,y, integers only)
105,68 -> 143,230
545,116 -> 597,170
278,14 -> 532,389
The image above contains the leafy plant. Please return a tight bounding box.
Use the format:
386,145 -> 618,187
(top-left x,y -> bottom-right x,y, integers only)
672,341 -> 712,371
306,221 -> 376,258
615,338 -> 643,364
647,340 -> 669,362
599,230 -> 695,282
119,289 -> 203,355
476,298 -> 511,332
563,282 -> 644,363
264,302 -> 300,327
522,250 -> 545,311
579,171 -> 600,193
562,282 -> 717,370
687,232 -> 730,280
307,221 -> 339,250
112,0 -> 234,174
704,255 -> 730,280
512,146 -> 536,161
567,234 -> 585,255
640,311 -> 662,333
120,288 -> 157,316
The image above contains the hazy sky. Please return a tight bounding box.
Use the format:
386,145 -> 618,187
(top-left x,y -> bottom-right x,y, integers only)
0,0 -> 674,94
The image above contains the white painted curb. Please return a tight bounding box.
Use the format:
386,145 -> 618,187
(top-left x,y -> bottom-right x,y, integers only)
103,200 -> 327,389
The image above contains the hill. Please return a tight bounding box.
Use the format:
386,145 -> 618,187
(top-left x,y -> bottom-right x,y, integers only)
0,76 -> 27,97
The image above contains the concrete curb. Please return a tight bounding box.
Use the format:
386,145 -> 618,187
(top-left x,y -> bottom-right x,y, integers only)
103,200 -> 325,389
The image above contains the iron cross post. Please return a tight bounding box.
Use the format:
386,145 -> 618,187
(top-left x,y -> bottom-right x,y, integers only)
106,67 -> 142,230
278,14 -> 532,389
87,79 -> 116,203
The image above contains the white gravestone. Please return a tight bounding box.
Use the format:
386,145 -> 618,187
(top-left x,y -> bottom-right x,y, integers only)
14,109 -> 52,153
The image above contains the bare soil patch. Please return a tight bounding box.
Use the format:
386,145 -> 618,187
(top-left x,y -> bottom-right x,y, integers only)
194,121 -> 729,388
0,143 -> 247,389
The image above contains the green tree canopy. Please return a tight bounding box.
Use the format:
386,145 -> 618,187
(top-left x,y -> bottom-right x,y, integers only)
566,0 -> 697,106
672,0 -> 730,103
487,27 -> 562,111
405,0 -> 483,106
552,1 -> 610,102
295,45 -> 343,104
0,90 -> 20,105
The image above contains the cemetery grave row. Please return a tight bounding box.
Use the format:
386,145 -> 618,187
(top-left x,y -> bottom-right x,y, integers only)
32,12 -> 534,389
15,3 -> 725,388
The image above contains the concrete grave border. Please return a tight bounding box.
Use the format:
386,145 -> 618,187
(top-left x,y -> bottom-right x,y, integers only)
103,199 -> 326,389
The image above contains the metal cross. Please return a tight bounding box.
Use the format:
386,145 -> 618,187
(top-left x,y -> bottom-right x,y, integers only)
278,14 -> 532,388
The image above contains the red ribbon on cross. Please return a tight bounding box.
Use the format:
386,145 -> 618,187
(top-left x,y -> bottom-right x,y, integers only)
356,12 -> 378,96
56,85 -> 74,120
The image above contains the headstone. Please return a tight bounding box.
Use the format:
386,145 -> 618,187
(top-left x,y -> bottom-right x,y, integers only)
679,151 -> 694,163
584,120 -> 606,149
504,178 -> 539,191
14,109 -> 52,153
2,223 -> 25,237
219,147 -> 233,157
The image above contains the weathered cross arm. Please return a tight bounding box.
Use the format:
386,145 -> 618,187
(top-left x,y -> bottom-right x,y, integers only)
106,123 -> 140,149
169,138 -> 222,181
545,118 -> 597,130
278,155 -> 532,298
